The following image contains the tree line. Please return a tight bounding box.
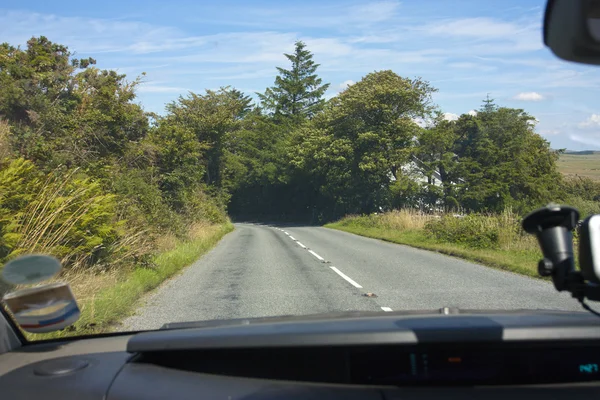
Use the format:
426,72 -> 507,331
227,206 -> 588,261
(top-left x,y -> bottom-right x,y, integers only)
0,36 -> 594,268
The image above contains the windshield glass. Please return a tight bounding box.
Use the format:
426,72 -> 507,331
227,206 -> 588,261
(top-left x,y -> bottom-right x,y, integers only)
1,0 -> 599,340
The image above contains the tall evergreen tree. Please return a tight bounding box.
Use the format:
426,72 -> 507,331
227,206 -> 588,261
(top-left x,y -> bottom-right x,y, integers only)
257,41 -> 330,121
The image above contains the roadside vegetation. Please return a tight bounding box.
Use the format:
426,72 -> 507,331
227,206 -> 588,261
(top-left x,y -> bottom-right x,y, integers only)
327,210 -> 543,278
26,222 -> 232,340
2,36 -> 600,336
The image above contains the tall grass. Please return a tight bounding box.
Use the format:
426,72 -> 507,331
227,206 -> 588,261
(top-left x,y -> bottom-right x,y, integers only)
0,120 -> 10,160
1,161 -> 153,272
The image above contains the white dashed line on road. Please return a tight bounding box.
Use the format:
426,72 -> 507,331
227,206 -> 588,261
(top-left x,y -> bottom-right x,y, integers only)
289,236 -> 297,241
308,250 -> 325,261
296,242 -> 306,249
330,267 -> 363,288
381,307 -> 393,312
284,232 -> 290,236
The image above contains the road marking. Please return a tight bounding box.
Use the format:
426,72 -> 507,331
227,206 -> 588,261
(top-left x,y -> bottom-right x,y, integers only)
284,232 -> 290,236
381,307 -> 393,312
296,241 -> 307,249
289,236 -> 297,241
308,250 -> 325,261
330,267 -> 363,288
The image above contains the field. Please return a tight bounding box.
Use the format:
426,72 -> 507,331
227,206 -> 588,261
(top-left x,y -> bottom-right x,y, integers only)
558,152 -> 600,180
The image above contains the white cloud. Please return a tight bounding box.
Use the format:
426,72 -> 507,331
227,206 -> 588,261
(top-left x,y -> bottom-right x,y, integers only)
443,112 -> 459,121
513,92 -> 545,101
467,110 -> 478,116
138,84 -> 189,93
569,134 -> 600,148
425,18 -> 520,38
338,80 -> 355,91
578,114 -> 600,128
211,1 -> 402,29
347,1 -> 401,24
540,129 -> 560,135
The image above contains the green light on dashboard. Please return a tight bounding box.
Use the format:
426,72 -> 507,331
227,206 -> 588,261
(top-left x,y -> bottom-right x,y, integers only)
579,364 -> 598,374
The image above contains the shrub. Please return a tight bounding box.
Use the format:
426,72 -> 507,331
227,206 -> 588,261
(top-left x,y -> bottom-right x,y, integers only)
6,166 -> 120,267
425,213 -> 500,249
0,160 -> 152,270
111,169 -> 183,235
182,187 -> 229,225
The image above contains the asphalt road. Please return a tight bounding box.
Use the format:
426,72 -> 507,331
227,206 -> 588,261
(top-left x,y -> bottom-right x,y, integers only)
121,223 -> 582,331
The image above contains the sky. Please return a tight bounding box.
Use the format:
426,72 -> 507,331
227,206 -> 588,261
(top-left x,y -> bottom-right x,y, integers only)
1,0 -> 600,150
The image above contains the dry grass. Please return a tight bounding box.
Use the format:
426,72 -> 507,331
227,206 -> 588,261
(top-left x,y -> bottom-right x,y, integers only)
0,120 -> 10,160
7,166 -> 153,271
155,233 -> 178,252
12,168 -> 104,268
378,209 -> 434,230
495,209 -> 538,252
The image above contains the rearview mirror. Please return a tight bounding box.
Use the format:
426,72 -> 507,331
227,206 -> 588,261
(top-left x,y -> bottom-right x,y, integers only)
544,0 -> 600,65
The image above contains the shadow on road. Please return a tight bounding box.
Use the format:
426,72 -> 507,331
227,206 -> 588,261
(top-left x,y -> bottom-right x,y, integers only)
231,216 -> 323,227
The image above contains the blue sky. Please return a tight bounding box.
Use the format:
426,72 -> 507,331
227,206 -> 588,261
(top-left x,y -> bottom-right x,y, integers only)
2,0 -> 600,150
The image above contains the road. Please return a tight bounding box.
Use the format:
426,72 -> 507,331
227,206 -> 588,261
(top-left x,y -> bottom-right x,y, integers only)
121,223 -> 582,331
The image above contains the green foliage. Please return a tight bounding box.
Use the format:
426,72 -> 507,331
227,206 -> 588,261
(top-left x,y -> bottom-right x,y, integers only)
0,36 -> 593,278
111,168 -> 182,234
0,36 -> 228,275
285,70 -> 436,218
0,159 -> 122,268
0,158 -> 41,257
562,176 -> 600,202
451,105 -> 561,213
165,87 -> 248,187
258,41 -> 330,122
425,215 -> 500,249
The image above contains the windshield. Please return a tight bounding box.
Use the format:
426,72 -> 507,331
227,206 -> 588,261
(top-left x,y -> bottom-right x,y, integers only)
1,0 -> 599,340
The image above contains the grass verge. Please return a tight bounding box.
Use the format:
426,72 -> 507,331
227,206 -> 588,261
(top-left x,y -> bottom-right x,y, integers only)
26,222 -> 233,340
326,219 -> 543,279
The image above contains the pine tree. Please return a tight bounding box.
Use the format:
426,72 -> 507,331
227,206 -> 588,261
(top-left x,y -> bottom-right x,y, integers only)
481,93 -> 497,112
257,41 -> 330,121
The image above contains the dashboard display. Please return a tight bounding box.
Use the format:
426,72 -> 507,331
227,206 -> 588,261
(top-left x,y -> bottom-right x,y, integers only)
349,343 -> 600,385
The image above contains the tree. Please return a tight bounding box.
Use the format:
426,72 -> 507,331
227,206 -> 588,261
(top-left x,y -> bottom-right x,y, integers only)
481,93 -> 497,113
257,41 -> 330,121
415,112 -> 459,209
451,102 -> 561,212
0,37 -> 146,174
165,87 -> 249,187
288,70 -> 437,217
146,120 -> 205,211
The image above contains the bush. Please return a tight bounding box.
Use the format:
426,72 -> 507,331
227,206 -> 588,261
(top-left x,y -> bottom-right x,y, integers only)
4,166 -> 120,267
425,214 -> 500,249
0,158 -> 41,258
564,196 -> 600,219
111,169 -> 183,235
0,160 -> 153,270
183,187 -> 229,224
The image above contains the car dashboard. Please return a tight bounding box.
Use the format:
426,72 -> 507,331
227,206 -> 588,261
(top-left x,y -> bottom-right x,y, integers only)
2,311 -> 600,399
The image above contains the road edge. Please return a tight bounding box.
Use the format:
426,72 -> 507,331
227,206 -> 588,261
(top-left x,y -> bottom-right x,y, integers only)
325,224 -> 546,281
27,222 -> 234,340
